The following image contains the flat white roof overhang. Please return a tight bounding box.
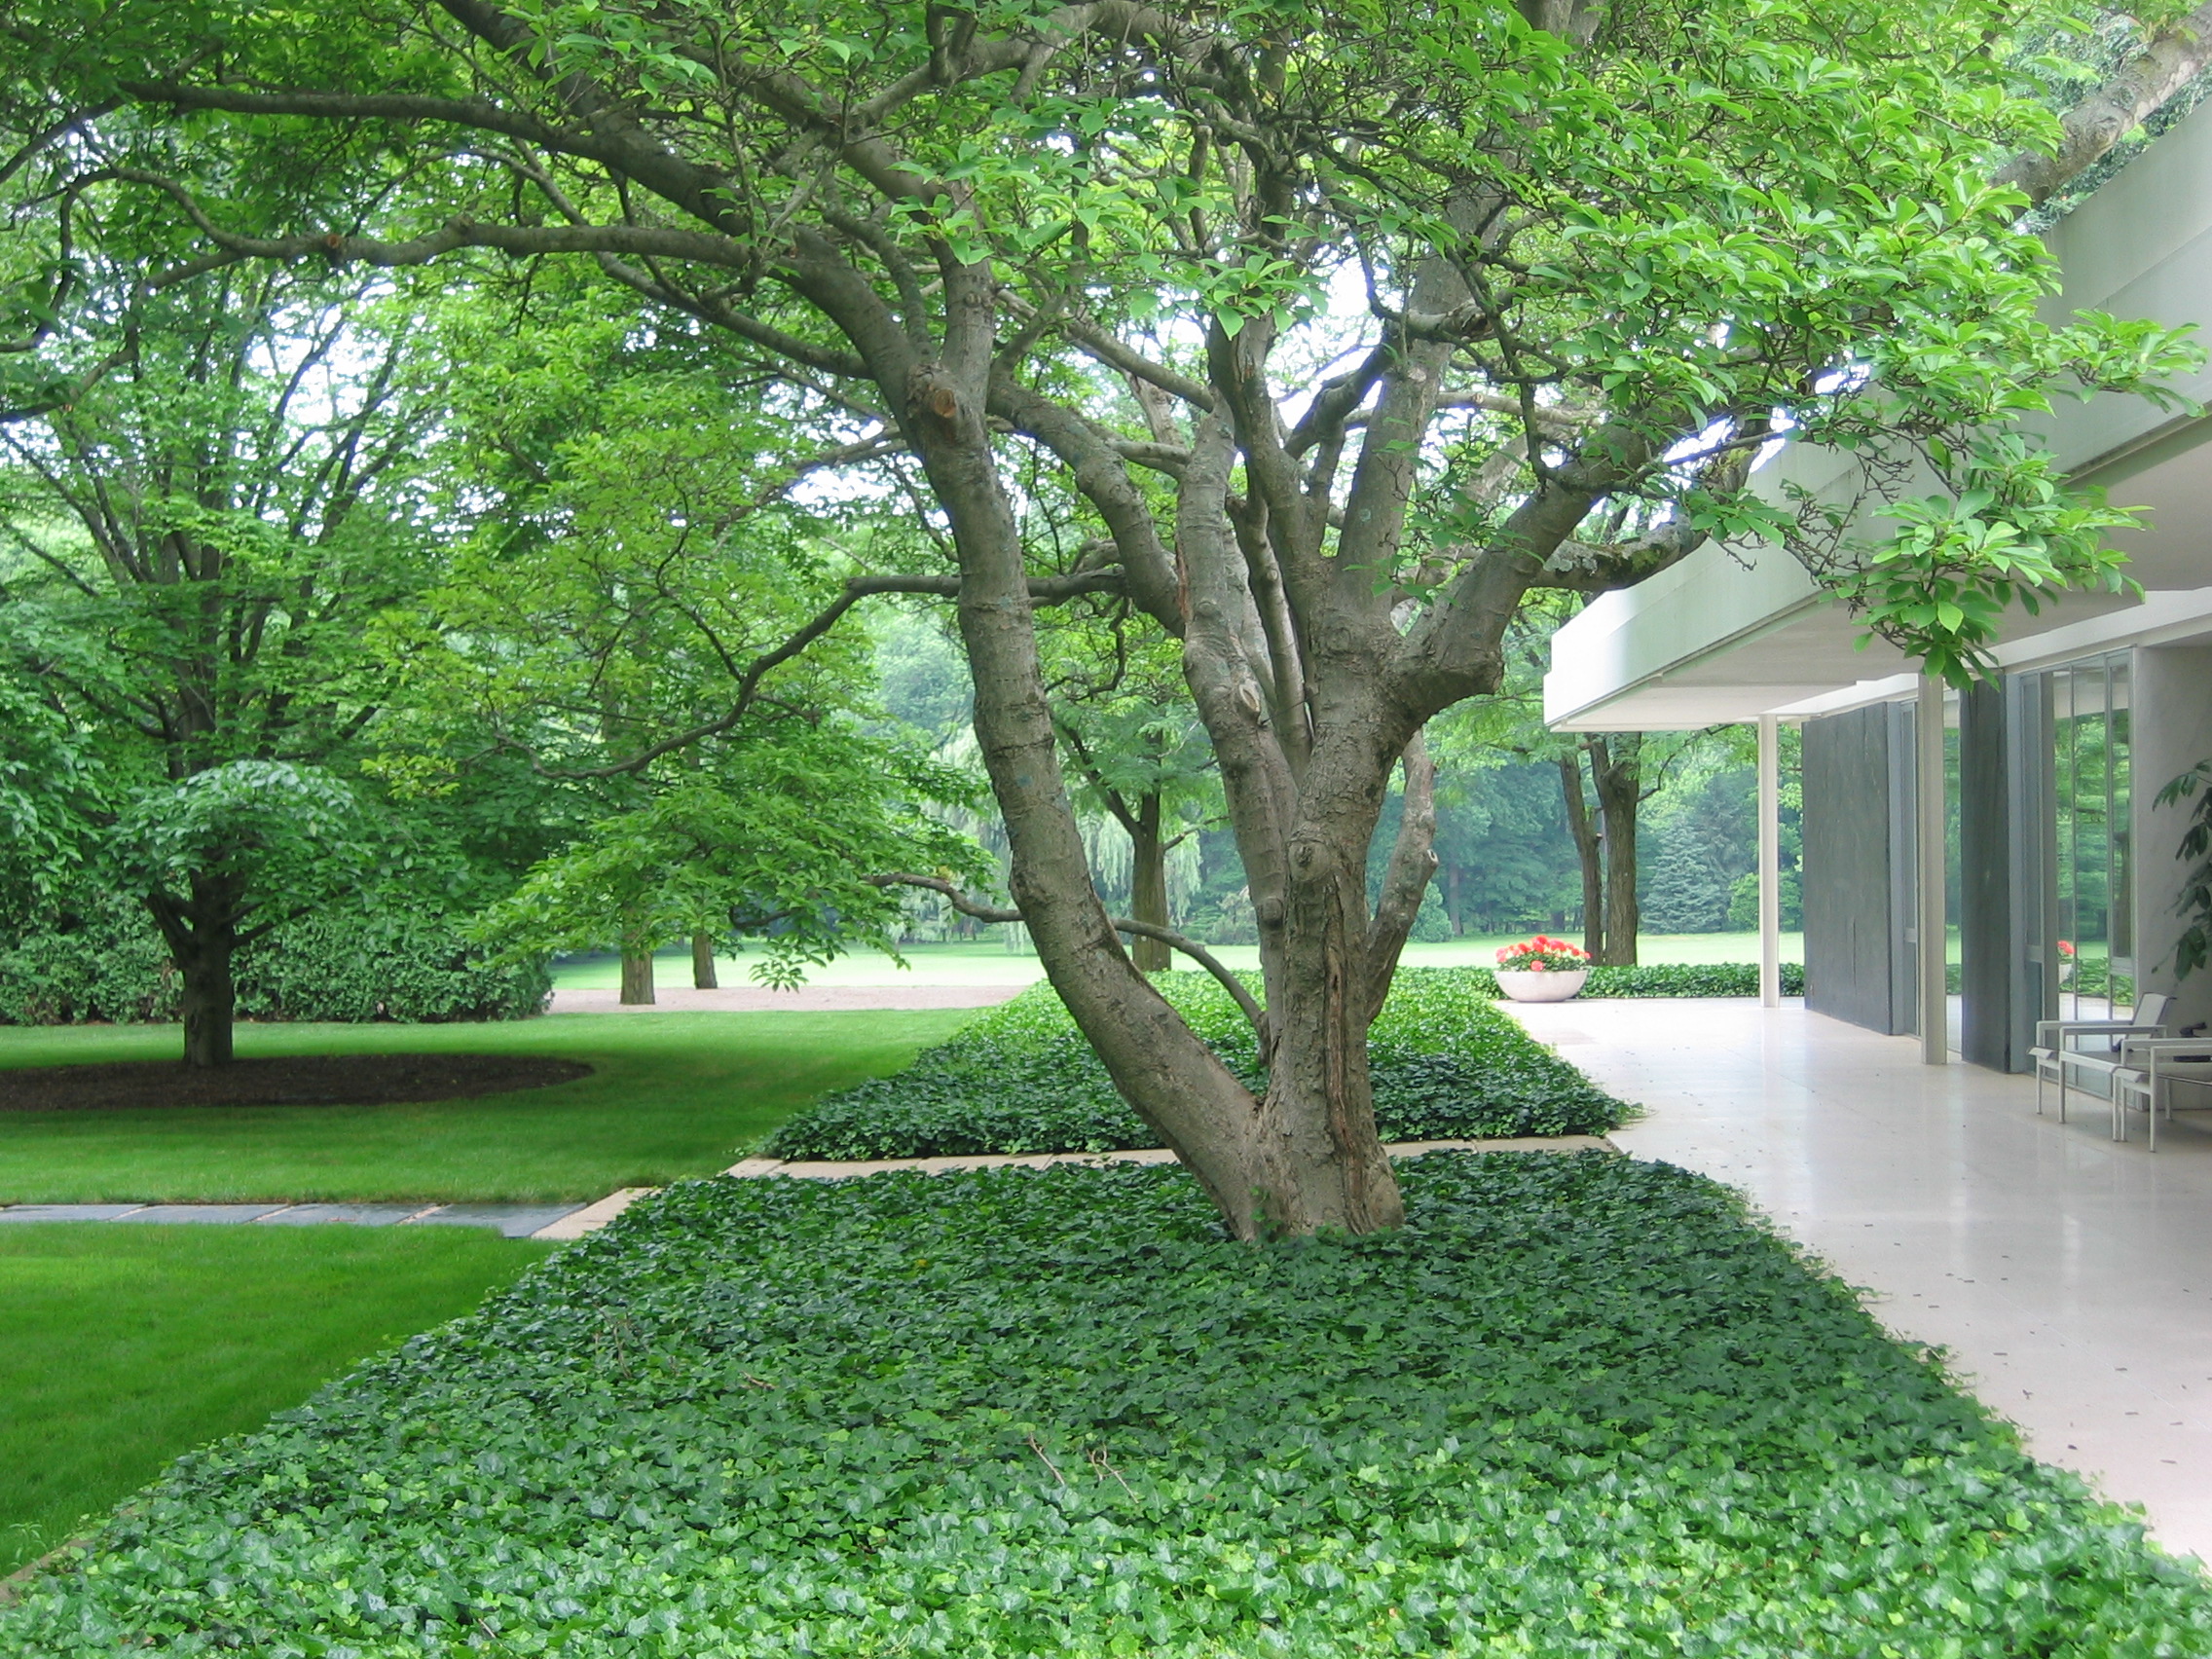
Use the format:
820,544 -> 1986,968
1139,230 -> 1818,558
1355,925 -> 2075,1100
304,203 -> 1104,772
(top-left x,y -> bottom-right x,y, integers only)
1542,93 -> 2212,732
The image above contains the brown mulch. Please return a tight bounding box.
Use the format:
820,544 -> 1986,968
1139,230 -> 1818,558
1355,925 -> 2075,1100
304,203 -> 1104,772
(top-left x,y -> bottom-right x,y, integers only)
0,1052 -> 593,1113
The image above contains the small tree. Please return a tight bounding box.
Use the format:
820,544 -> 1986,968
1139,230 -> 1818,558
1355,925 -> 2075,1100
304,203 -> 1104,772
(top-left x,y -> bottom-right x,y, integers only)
381,276 -> 987,992
111,761 -> 376,1063
475,731 -> 987,985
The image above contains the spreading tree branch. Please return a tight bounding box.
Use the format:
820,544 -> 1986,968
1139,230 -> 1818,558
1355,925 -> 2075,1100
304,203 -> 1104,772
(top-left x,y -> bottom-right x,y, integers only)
869,870 -> 1267,1036
1996,3 -> 2212,205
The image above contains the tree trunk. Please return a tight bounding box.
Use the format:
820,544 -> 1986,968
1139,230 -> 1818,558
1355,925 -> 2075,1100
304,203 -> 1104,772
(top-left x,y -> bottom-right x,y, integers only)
1590,736 -> 1642,967
909,368 -> 1269,1235
177,925 -> 237,1068
691,932 -> 719,989
897,322 -> 1445,1239
146,876 -> 240,1069
1127,797 -> 1171,973
1251,833 -> 1404,1236
1560,751 -> 1605,958
619,929 -> 656,1005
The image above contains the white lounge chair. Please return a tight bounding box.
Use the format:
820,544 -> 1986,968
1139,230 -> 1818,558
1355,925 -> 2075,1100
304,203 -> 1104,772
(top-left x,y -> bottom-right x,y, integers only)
2032,993 -> 2173,1124
2113,1033 -> 2212,1150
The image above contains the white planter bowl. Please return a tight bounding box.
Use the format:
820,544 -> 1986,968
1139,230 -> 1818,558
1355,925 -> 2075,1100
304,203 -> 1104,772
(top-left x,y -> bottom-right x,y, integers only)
1493,968 -> 1589,1003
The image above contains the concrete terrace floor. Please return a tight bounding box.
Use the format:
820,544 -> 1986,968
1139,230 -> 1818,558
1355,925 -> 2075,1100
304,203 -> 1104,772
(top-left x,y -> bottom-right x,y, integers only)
1503,994 -> 2212,1566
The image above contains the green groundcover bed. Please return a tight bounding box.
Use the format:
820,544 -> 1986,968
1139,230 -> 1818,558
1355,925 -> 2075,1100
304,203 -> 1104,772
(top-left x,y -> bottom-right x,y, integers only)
6,1154 -> 2203,1656
764,969 -> 1634,1161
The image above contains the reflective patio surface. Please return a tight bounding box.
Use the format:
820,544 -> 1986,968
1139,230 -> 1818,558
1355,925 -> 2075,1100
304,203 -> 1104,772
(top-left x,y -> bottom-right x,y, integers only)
1505,994 -> 2212,1566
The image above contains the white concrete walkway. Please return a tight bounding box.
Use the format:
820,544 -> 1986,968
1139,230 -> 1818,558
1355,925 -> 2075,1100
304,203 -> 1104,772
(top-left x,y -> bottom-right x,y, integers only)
1505,995 -> 2212,1564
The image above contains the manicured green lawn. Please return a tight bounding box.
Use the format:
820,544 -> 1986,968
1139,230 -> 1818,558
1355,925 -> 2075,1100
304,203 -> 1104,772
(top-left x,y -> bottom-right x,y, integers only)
0,1223 -> 551,1577
0,1011 -> 975,1204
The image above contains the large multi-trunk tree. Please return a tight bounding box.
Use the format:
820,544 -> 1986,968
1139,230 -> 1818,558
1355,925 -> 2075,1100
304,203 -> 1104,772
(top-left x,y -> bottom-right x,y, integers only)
34,0 -> 2204,1228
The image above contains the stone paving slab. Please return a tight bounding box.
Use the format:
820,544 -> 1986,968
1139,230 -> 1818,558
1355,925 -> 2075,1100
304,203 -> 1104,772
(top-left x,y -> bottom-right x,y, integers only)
724,1136 -> 1613,1181
0,1203 -> 150,1222
531,1188 -> 656,1240
406,1203 -> 584,1238
114,1203 -> 293,1224
255,1203 -> 432,1228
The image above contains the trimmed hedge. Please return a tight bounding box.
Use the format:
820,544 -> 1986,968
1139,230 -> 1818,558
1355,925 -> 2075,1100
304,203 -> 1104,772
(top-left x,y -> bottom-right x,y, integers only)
0,908 -> 550,1026
7,1156 -> 2205,1655
1575,961 -> 1807,998
765,969 -> 1631,1160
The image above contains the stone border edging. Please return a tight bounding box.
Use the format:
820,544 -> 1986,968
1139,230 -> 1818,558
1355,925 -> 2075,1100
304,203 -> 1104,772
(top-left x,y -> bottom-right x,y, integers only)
722,1135 -> 1615,1182
529,1188 -> 656,1240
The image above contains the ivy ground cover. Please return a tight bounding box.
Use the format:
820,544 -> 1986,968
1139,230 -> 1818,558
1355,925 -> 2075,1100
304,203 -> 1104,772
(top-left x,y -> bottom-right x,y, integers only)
765,970 -> 1630,1161
8,1154 -> 2204,1655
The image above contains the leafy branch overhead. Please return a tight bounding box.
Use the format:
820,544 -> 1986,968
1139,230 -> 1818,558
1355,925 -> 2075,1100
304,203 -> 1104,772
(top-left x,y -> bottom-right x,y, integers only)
26,0 -> 2198,678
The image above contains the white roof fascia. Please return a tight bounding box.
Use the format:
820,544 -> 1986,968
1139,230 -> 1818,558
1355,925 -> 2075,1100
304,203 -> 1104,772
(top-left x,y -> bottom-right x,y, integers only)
1539,98 -> 2212,734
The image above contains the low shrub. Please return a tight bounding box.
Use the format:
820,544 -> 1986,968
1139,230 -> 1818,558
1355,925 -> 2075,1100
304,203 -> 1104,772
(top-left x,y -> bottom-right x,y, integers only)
0,906 -> 549,1026
1576,960 -> 1807,998
8,1156 -> 2203,1655
766,968 -> 1628,1160
234,914 -> 552,1023
0,914 -> 175,1024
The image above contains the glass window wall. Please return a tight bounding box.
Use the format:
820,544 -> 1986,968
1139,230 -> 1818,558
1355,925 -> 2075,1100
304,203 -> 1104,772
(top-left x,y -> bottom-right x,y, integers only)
2047,652 -> 2133,1019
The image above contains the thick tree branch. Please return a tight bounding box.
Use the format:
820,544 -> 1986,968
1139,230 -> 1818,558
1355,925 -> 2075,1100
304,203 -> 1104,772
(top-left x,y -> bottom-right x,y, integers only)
1995,4 -> 2212,206
1364,735 -> 1438,1019
868,871 -> 1267,1036
989,376 -> 1184,633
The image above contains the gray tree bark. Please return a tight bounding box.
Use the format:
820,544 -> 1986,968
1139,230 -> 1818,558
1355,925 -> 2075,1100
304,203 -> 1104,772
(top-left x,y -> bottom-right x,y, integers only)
619,929 -> 656,1006
1561,752 -> 1606,958
1125,801 -> 1172,974
146,874 -> 241,1069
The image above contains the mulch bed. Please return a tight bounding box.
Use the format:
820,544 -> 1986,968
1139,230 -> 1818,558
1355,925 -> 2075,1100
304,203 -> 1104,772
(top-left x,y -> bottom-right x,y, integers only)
0,1053 -> 593,1113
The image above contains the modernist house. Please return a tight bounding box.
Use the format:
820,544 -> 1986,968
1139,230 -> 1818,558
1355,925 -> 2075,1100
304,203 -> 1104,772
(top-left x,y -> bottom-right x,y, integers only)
1543,102 -> 2212,1073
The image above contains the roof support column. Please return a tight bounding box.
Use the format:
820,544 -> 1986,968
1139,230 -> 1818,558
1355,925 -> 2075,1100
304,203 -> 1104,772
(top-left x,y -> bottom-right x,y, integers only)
1918,674 -> 1950,1065
1758,713 -> 1782,1008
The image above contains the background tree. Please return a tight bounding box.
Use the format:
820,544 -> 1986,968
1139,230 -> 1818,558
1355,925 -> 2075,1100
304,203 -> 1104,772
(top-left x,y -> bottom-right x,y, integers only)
0,213 -> 443,1064
34,0 -> 2205,1231
380,275 -> 987,998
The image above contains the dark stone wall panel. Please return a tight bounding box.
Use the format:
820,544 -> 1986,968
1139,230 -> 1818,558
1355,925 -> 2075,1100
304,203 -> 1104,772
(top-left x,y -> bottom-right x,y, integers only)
1804,707 -> 1912,1034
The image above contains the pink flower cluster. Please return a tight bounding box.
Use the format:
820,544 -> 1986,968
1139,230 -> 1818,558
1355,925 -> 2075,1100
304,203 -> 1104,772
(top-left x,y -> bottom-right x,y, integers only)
1495,935 -> 1591,973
